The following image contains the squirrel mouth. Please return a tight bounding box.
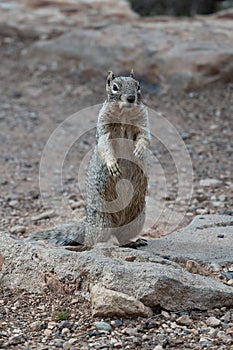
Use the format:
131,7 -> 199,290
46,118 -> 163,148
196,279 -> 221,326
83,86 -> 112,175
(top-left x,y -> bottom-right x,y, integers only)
119,101 -> 136,109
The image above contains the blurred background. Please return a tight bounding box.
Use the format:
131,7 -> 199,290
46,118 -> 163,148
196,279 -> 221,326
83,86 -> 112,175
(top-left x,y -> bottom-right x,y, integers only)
0,0 -> 232,239
129,0 -> 233,16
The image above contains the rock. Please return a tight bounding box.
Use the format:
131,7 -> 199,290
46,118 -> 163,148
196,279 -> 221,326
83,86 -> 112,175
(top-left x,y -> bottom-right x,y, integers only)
199,179 -> 222,187
209,262 -> 221,272
93,321 -> 112,332
110,319 -> 123,328
196,208 -> 208,215
10,225 -> 26,235
227,327 -> 233,335
8,200 -> 19,208
91,285 -> 153,317
111,340 -> 123,347
222,311 -> 231,322
153,346 -> 163,350
185,260 -> 209,276
217,330 -> 232,343
176,315 -> 192,326
219,194 -> 226,202
208,328 -> 217,337
199,337 -> 213,347
26,13 -> 233,91
145,215 -> 233,264
44,328 -> 52,336
30,320 -> 42,331
0,0 -> 137,41
1,230 -> 233,313
155,333 -> 169,347
8,334 -> 25,346
161,310 -> 170,319
47,321 -> 57,330
63,341 -> 71,350
59,321 -> 72,330
122,327 -> 138,336
206,316 -> 221,327
31,210 -> 56,222
61,328 -> 70,335
0,0 -> 232,103
221,272 -> 233,281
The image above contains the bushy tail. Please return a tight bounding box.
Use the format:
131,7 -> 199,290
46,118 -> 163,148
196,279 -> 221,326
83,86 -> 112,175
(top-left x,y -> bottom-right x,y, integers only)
27,221 -> 86,246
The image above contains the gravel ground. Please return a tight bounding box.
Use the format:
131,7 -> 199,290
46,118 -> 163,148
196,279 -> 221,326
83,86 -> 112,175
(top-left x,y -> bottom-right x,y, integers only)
0,287 -> 232,350
0,37 -> 232,237
0,36 -> 233,349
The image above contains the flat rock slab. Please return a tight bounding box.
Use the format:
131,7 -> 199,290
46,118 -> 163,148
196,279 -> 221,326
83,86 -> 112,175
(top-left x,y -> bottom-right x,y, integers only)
144,215 -> 233,264
0,216 -> 233,315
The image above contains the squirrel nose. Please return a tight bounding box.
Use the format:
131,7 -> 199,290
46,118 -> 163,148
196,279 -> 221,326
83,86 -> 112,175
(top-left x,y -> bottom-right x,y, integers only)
127,95 -> 135,103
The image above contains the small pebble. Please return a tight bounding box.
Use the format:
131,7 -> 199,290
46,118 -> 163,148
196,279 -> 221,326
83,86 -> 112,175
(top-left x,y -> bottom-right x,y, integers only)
31,210 -> 55,222
199,337 -> 213,347
161,310 -> 170,319
61,328 -> 70,335
59,320 -> 72,330
221,311 -> 231,322
176,315 -> 192,326
8,200 -> 19,208
44,329 -> 52,337
63,341 -> 71,350
123,327 -> 138,336
93,321 -> 112,332
199,179 -> 222,187
208,328 -> 218,337
8,334 -> 25,345
30,320 -> 42,331
10,225 -> 26,234
206,316 -> 221,327
111,319 -> 123,328
153,345 -> 163,350
217,330 -> 232,343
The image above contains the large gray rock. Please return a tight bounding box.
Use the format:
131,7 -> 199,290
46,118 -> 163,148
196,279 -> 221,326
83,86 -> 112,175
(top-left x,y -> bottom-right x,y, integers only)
27,16 -> 233,89
1,1 -> 233,89
0,0 -> 137,40
145,215 -> 233,264
1,216 -> 233,314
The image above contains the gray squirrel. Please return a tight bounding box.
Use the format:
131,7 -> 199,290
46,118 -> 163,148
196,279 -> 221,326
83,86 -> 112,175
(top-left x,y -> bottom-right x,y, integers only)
32,70 -> 150,247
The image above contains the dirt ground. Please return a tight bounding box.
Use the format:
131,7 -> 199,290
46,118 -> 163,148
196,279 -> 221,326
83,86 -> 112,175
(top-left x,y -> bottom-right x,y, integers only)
0,36 -> 232,238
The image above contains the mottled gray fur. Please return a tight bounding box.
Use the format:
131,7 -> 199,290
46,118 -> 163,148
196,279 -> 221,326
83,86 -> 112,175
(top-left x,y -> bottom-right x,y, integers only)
31,70 -> 150,247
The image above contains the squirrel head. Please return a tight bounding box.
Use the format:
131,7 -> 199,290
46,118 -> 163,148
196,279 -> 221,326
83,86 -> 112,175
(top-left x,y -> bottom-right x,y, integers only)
106,70 -> 141,108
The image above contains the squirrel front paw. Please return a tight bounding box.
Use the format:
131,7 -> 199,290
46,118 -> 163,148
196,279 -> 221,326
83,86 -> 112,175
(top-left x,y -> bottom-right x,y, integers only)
106,160 -> 121,177
133,143 -> 146,159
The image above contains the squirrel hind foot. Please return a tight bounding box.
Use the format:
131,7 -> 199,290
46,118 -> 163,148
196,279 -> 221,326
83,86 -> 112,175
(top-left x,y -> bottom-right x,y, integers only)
121,238 -> 148,249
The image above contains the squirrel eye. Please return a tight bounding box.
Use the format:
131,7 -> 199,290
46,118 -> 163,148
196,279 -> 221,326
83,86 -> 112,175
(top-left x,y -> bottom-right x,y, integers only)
112,83 -> 119,92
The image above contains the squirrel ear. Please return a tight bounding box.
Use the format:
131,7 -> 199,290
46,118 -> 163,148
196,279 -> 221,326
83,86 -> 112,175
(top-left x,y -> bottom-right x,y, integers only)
107,71 -> 115,86
130,69 -> 135,78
